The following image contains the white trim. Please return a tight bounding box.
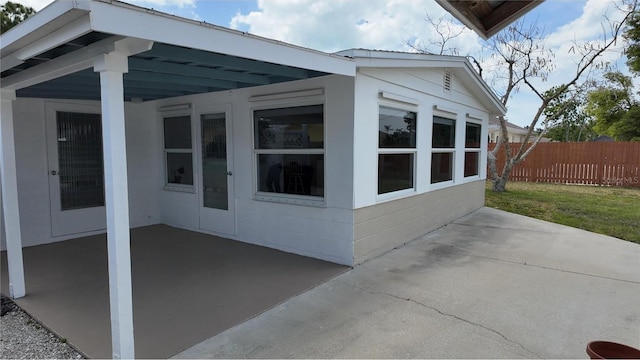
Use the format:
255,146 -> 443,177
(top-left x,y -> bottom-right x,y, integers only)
12,16 -> 91,61
433,104 -> 457,115
466,112 -> 484,121
249,89 -> 324,102
379,91 -> 419,105
159,103 -> 191,112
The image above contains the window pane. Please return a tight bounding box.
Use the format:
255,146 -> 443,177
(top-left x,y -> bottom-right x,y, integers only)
57,112 -> 105,210
164,116 -> 192,149
255,105 -> 323,149
433,116 -> 455,148
167,153 -> 193,185
431,152 -> 453,183
464,151 -> 479,177
257,154 -> 324,197
202,113 -> 228,210
378,153 -> 414,194
379,106 -> 417,148
466,122 -> 481,148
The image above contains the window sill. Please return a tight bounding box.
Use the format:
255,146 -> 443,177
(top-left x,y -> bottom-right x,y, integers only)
254,193 -> 326,207
376,188 -> 417,203
429,180 -> 455,191
163,184 -> 196,193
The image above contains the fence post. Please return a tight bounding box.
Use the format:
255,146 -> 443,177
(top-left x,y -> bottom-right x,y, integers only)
597,143 -> 604,186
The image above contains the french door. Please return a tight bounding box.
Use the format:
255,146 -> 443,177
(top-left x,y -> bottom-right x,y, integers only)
198,108 -> 235,235
46,103 -> 106,236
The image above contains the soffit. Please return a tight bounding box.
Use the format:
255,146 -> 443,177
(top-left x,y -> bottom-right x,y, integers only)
435,0 -> 544,39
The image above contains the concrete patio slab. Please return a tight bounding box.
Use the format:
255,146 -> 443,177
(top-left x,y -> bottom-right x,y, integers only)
0,225 -> 348,359
175,207 -> 640,359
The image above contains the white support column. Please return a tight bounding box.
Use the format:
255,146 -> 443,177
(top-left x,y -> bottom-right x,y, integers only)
0,89 -> 26,299
94,52 -> 134,360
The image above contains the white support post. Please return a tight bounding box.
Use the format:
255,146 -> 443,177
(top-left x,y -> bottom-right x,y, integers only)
94,52 -> 135,360
0,89 -> 26,299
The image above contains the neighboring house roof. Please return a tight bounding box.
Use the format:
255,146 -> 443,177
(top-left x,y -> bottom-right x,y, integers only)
435,0 -> 544,40
487,117 -> 529,136
591,135 -> 614,142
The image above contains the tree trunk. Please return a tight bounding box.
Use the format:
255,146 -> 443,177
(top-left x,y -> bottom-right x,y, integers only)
491,158 -> 516,192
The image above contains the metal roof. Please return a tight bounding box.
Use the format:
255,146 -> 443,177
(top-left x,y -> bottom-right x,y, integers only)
0,0 -> 353,102
1,31 -> 329,102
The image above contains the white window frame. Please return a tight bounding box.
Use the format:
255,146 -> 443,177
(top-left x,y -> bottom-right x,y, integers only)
377,102 -> 419,201
160,109 -> 195,193
430,113 -> 457,187
251,98 -> 326,207
464,119 -> 483,179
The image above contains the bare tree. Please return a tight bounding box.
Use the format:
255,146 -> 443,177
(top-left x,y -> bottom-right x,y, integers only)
487,0 -> 637,191
412,0 -> 637,191
407,12 -> 467,55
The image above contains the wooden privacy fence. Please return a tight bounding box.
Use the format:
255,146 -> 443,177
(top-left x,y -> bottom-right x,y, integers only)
488,142 -> 640,188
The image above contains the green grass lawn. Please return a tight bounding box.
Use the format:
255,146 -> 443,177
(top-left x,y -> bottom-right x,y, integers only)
485,182 -> 640,244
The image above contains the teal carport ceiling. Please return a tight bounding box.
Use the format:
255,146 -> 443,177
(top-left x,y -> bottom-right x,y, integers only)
2,32 -> 329,102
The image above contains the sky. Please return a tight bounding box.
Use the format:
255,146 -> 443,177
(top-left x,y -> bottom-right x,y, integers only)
17,0 -> 634,127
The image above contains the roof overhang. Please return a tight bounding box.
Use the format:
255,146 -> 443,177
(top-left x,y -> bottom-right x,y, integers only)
435,0 -> 544,40
1,0 -> 355,102
337,49 -> 506,117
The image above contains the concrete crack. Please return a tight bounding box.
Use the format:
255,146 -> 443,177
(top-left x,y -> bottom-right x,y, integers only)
344,281 -> 539,358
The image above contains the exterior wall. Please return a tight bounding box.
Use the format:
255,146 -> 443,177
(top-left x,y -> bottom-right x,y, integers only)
0,98 -> 161,250
1,75 -> 356,265
153,75 -> 356,265
351,68 -> 490,264
354,180 -> 485,264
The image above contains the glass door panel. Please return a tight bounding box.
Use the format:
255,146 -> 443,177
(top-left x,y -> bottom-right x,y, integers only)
201,113 -> 228,210
56,112 -> 105,210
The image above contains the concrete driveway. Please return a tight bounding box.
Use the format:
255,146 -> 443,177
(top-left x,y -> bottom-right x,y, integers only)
175,207 -> 640,359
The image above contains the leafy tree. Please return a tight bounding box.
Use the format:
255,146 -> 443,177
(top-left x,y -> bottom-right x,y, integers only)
543,85 -> 595,142
1,1 -> 35,34
586,71 -> 640,141
624,8 -> 640,73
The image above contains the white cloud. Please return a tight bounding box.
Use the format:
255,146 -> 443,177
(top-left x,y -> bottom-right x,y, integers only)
230,0 -> 482,53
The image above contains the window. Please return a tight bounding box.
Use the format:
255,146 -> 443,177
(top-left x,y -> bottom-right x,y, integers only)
431,116 -> 455,184
464,122 -> 482,177
254,104 -> 324,198
164,115 -> 193,186
378,106 -> 417,195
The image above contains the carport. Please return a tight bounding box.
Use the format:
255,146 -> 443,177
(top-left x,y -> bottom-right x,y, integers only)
1,1 -> 353,358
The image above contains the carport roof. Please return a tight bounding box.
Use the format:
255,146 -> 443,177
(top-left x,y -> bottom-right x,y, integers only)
0,0 -> 355,102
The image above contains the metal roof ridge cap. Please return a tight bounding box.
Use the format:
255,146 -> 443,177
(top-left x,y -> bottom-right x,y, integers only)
341,49 -> 467,62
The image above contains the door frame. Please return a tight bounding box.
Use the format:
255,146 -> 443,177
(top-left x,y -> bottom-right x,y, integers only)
45,101 -> 106,237
195,104 -> 236,236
